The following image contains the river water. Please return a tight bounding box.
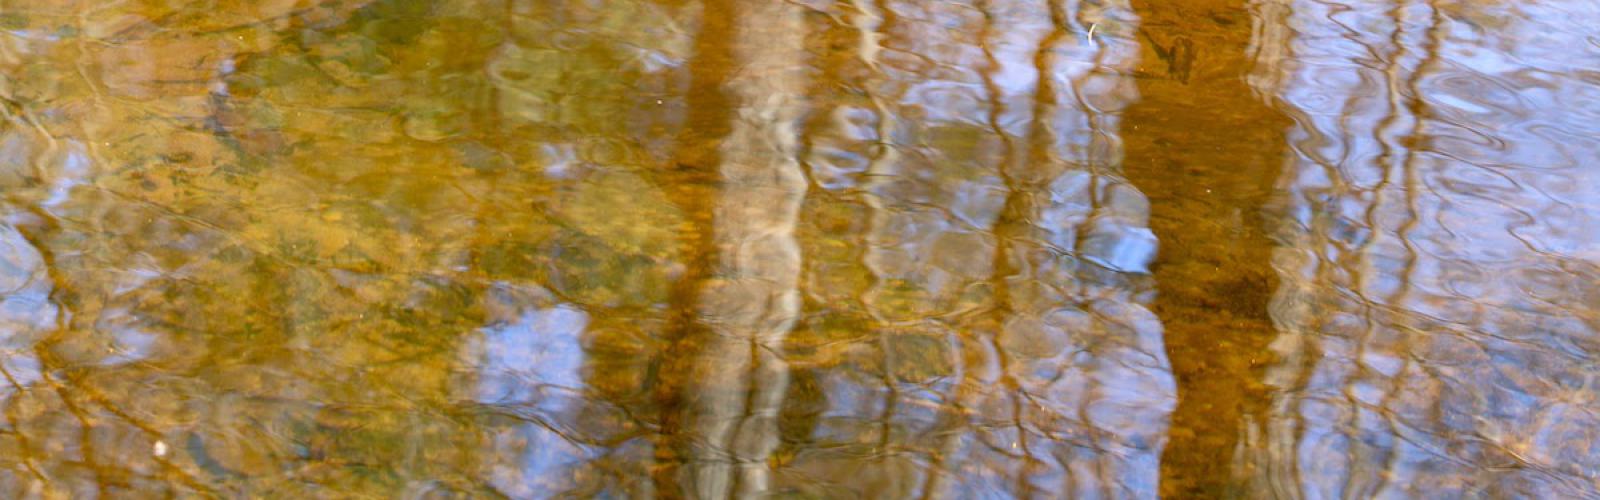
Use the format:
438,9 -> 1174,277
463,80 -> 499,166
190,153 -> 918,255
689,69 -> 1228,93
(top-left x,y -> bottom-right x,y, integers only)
0,0 -> 1596,497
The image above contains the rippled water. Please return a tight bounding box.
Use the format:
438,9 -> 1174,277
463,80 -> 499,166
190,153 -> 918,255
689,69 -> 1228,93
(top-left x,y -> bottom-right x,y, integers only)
0,0 -> 1596,497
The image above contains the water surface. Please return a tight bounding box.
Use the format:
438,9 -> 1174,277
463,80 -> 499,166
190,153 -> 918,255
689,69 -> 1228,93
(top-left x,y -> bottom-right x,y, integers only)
0,0 -> 1596,497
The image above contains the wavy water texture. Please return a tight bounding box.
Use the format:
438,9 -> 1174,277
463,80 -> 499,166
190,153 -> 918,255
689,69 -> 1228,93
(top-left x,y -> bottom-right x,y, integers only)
1247,0 -> 1600,496
786,0 -> 1171,497
0,0 -> 1169,496
0,0 -> 1595,497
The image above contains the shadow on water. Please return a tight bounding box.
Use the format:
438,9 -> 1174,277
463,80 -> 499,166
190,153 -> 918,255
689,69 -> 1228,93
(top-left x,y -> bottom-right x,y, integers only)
1119,0 -> 1289,495
649,0 -> 733,493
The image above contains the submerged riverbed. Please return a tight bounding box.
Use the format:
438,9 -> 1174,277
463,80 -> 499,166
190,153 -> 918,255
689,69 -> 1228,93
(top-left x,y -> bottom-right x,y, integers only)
0,0 -> 1597,497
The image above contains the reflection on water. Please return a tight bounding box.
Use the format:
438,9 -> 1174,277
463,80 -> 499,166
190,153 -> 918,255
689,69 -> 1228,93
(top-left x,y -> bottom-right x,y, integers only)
1248,0 -> 1600,497
787,0 -> 1171,497
0,0 -> 1594,497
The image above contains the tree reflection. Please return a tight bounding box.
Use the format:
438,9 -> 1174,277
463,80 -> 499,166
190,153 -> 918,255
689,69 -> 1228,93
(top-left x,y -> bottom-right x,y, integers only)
0,0 -> 1179,496
783,0 -> 1172,496
673,0 -> 809,497
1248,0 -> 1600,496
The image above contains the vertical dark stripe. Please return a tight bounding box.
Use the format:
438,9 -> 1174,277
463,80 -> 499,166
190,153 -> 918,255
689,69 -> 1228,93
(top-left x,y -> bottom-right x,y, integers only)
1118,0 -> 1293,495
651,0 -> 738,496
